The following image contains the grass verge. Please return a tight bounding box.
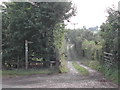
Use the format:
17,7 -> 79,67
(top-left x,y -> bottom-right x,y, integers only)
80,58 -> 119,85
2,68 -> 53,77
72,61 -> 89,75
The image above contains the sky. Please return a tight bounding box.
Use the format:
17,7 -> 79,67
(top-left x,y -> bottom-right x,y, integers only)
0,0 -> 119,29
66,0 -> 119,29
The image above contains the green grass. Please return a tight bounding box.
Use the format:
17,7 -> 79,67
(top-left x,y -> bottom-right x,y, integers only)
59,53 -> 69,73
60,59 -> 69,73
80,58 -> 119,85
2,68 -> 53,77
72,61 -> 89,75
98,66 -> 119,85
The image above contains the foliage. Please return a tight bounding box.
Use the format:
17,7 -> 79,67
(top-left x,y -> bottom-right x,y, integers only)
54,24 -> 69,72
66,29 -> 103,60
66,7 -> 119,84
82,39 -> 102,60
2,2 -> 76,69
100,8 -> 119,67
67,7 -> 119,66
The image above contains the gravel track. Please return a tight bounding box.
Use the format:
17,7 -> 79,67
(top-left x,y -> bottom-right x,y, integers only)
2,44 -> 118,88
2,60 -> 118,88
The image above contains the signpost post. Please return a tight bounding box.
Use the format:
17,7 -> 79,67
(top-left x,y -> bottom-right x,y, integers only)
25,40 -> 33,70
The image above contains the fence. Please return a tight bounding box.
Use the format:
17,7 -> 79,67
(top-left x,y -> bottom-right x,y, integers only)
29,60 -> 56,68
104,52 -> 114,67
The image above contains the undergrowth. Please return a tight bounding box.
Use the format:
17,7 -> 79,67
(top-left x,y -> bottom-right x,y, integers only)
80,58 -> 119,85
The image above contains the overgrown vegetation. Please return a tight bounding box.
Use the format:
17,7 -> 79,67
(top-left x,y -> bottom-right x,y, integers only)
66,7 -> 119,85
80,59 -> 119,84
100,8 -> 119,67
72,61 -> 89,75
53,24 -> 69,73
66,28 -> 103,60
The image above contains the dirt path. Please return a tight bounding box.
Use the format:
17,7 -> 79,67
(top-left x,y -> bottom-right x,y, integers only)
2,44 -> 118,88
67,61 -> 78,74
2,60 -> 118,88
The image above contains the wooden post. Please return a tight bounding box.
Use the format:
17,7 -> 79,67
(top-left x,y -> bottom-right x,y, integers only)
25,40 -> 28,69
17,56 -> 19,69
55,48 -> 60,72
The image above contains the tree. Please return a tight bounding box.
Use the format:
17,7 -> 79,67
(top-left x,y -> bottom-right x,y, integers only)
100,8 -> 119,67
2,2 -> 76,69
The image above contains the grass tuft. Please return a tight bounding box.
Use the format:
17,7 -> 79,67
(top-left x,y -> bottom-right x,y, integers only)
72,61 -> 89,75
